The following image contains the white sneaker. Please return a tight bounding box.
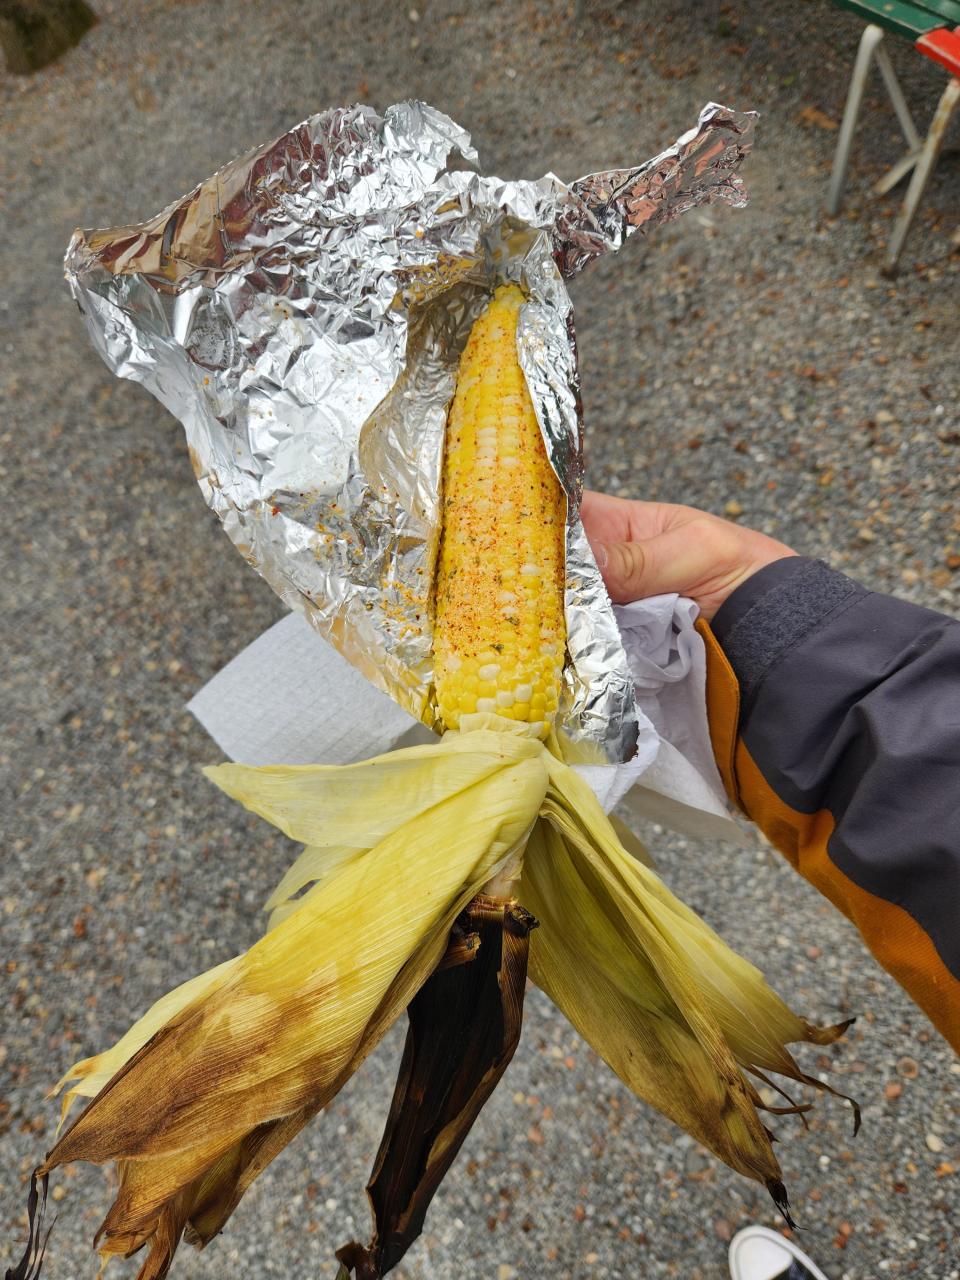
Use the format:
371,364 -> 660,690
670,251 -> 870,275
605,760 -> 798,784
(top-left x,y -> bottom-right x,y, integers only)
728,1225 -> 829,1280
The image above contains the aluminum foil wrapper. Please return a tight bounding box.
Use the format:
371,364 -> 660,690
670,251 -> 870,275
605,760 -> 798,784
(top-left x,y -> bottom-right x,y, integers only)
65,100 -> 754,763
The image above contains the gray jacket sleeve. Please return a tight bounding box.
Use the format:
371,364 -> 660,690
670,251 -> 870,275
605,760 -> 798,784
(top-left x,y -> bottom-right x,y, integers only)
708,556 -> 960,1051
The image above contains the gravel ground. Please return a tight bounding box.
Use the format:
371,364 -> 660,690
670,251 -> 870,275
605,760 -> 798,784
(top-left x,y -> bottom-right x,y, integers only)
2,2 -> 959,1278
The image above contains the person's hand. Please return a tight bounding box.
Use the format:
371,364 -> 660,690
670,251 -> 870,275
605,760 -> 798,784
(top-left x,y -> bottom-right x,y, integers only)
580,491 -> 797,621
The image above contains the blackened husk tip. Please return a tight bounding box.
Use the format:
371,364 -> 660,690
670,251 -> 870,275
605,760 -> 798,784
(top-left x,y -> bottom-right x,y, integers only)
5,1169 -> 53,1280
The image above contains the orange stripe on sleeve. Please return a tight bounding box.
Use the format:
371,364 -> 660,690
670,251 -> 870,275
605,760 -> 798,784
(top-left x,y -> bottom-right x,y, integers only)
734,747 -> 960,1052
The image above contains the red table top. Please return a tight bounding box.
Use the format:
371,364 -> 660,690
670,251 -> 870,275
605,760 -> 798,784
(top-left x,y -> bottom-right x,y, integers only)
916,25 -> 960,75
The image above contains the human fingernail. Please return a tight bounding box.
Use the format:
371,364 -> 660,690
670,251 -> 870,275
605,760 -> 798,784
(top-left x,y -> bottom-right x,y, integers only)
592,541 -> 608,571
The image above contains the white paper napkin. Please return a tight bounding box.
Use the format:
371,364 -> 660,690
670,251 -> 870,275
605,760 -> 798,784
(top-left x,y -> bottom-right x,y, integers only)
187,597 -> 746,845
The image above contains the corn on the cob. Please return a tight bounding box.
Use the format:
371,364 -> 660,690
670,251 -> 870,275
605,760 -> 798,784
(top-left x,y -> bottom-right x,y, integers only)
23,281 -> 856,1280
433,284 -> 566,736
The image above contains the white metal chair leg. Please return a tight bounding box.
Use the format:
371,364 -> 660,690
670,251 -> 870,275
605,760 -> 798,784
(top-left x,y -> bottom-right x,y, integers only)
872,42 -> 924,193
827,23 -> 886,214
883,75 -> 960,273
875,43 -> 923,147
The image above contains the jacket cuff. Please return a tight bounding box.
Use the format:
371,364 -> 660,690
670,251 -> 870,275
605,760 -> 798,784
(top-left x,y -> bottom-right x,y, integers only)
695,619 -> 742,810
710,557 -> 866,711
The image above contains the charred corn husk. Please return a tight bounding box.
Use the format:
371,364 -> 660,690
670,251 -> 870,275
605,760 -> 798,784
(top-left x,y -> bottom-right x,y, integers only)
30,287 -> 854,1280
336,898 -> 537,1279
433,284 -> 566,736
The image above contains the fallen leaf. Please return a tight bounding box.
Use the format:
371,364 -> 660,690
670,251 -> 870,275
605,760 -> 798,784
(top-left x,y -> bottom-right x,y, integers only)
799,106 -> 839,131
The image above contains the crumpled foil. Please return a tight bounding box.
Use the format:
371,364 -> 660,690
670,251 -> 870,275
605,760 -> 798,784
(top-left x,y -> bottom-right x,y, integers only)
65,100 -> 754,763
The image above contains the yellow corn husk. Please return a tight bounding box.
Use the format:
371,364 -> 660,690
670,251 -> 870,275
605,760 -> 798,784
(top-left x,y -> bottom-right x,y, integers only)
46,722 -> 850,1273
522,753 -> 852,1201
40,287 -> 854,1280
433,284 -> 566,735
52,724 -> 551,1126
42,732 -> 550,1275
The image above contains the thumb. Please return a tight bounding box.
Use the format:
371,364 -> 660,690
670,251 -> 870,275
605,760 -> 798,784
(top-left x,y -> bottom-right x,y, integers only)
593,534 -> 691,604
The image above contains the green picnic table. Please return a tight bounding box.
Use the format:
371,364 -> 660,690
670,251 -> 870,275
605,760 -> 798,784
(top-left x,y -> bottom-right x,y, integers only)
828,0 -> 960,271
835,0 -> 960,37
